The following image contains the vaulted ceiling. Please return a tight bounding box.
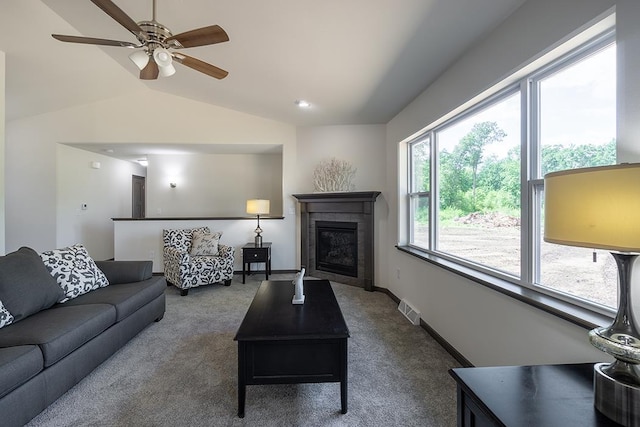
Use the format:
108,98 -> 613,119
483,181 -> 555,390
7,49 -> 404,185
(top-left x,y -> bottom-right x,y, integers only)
1,0 -> 525,127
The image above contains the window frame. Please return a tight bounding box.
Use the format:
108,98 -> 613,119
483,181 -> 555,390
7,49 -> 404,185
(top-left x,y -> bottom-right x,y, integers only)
403,28 -> 617,323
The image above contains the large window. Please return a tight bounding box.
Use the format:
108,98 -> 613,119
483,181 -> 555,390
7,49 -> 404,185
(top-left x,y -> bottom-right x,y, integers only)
407,30 -> 616,310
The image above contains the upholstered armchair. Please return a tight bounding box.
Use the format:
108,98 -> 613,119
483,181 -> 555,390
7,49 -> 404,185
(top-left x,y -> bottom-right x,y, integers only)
162,227 -> 235,296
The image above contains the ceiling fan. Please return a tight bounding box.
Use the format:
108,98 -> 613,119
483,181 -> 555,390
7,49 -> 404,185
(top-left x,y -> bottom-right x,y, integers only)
52,0 -> 229,80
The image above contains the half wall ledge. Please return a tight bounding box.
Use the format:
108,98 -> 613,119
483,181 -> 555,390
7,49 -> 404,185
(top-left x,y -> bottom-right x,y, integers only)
293,192 -> 381,291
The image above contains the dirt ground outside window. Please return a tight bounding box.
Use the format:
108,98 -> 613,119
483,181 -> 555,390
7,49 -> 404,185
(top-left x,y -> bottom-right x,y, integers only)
414,213 -> 618,309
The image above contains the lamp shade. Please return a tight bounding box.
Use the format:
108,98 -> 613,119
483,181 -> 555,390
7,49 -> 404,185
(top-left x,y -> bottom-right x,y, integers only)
153,48 -> 176,77
129,50 -> 150,70
544,163 -> 640,252
246,199 -> 270,215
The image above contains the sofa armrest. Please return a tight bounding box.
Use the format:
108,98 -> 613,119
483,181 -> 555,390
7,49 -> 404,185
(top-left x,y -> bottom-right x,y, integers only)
95,260 -> 153,285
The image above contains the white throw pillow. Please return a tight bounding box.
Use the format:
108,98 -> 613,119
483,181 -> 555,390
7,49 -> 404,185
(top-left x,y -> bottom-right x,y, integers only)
40,244 -> 109,302
190,231 -> 222,256
0,299 -> 14,329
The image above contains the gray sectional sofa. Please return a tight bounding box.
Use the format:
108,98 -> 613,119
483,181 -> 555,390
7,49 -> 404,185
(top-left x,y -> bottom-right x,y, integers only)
0,247 -> 166,427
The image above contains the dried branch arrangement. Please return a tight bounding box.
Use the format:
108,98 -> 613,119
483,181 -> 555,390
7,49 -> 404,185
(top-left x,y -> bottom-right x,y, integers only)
313,158 -> 356,192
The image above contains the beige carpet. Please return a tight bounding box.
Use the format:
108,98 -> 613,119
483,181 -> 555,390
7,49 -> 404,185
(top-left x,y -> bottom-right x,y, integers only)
26,274 -> 459,427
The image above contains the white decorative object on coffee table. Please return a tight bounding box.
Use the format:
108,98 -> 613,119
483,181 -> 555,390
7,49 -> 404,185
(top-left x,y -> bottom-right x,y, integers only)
292,268 -> 306,305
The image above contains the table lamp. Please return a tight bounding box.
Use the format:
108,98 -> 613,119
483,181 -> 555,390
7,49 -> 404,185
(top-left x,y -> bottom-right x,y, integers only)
544,163 -> 640,426
246,199 -> 270,247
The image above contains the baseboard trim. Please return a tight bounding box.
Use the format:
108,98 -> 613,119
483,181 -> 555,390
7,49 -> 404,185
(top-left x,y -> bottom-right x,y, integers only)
374,287 -> 473,367
232,270 -> 299,275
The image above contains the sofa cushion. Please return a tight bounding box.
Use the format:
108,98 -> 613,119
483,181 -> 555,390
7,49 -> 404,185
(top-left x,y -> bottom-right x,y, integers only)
40,244 -> 109,302
190,231 -> 222,256
0,300 -> 14,329
0,304 -> 116,367
0,345 -> 43,399
62,277 -> 166,322
0,247 -> 64,323
163,227 -> 209,252
94,260 -> 153,285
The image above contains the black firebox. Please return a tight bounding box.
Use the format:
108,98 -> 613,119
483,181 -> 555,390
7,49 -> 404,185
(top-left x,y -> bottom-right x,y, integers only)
315,221 -> 358,277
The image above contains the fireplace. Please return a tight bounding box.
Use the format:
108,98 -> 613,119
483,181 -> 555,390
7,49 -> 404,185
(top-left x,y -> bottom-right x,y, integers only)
293,191 -> 380,291
315,221 -> 358,277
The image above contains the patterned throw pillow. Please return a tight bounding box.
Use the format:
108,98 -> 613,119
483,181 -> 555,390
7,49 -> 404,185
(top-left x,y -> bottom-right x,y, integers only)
0,300 -> 14,329
190,231 -> 222,256
40,244 -> 110,302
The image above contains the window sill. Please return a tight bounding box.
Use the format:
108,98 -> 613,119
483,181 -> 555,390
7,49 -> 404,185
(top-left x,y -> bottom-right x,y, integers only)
396,245 -> 612,330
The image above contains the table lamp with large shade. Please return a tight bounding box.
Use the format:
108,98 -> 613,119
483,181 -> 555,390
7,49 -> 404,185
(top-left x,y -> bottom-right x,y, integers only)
246,199 -> 270,247
544,163 -> 640,426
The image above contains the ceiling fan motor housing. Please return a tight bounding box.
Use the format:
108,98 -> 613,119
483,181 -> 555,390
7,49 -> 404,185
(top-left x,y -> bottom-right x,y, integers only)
137,20 -> 174,51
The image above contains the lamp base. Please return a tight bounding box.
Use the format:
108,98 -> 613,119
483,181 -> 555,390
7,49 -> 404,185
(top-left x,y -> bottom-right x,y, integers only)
254,235 -> 262,247
594,362 -> 640,426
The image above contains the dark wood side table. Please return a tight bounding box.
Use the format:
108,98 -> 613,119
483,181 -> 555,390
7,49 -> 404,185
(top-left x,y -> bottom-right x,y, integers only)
234,280 -> 350,418
449,363 -> 620,427
242,242 -> 271,284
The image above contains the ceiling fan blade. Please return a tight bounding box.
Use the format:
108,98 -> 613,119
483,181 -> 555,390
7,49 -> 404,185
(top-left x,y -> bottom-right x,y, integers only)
140,59 -> 159,80
90,0 -> 148,42
173,53 -> 228,79
166,25 -> 229,48
52,34 -> 140,48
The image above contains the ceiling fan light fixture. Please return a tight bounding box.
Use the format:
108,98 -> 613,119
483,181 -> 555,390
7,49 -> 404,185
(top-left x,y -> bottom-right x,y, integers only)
153,48 -> 172,67
129,50 -> 149,70
51,0 -> 230,81
153,47 -> 176,77
158,63 -> 176,77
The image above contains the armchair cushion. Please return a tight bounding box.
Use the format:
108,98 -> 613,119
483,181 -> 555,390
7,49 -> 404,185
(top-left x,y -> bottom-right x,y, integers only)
163,227 -> 209,252
190,231 -> 222,256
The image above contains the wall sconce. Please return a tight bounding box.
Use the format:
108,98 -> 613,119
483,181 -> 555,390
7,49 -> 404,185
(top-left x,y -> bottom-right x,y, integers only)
169,182 -> 177,188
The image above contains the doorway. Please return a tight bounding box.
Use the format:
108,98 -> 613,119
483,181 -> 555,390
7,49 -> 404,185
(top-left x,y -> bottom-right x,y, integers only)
132,175 -> 146,218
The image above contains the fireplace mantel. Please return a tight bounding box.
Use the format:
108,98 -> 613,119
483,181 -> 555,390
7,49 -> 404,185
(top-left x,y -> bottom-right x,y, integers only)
293,191 -> 381,291
292,191 -> 381,203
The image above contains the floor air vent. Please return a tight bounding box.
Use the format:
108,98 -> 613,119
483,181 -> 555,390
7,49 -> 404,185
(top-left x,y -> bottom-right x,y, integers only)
398,299 -> 421,325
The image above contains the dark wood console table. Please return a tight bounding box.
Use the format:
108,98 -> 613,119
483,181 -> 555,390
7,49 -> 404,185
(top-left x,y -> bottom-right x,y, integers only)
234,280 -> 349,418
449,363 -> 620,426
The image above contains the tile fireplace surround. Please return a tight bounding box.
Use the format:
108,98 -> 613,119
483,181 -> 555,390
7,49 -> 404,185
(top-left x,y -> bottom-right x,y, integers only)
293,192 -> 381,291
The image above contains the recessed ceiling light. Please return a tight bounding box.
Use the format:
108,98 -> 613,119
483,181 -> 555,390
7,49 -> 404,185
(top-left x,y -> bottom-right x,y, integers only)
295,100 -> 311,108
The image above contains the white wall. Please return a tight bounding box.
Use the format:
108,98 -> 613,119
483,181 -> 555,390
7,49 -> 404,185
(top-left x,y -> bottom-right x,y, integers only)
296,125 -> 387,193
56,145 -> 145,260
616,0 -> 640,161
296,125 -> 390,284
146,152 -> 283,217
385,0 -> 619,366
6,90 -> 297,260
114,218 -> 291,273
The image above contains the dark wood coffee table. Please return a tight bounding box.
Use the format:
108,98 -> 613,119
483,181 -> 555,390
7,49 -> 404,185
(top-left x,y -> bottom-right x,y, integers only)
234,279 -> 350,418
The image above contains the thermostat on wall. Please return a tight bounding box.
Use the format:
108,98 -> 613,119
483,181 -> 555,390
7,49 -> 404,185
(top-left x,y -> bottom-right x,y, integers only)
91,161 -> 101,169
